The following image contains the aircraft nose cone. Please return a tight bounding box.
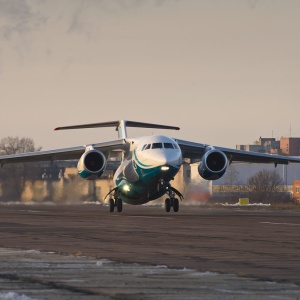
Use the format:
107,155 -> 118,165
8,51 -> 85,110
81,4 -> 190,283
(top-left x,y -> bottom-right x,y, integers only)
154,152 -> 168,165
153,150 -> 182,167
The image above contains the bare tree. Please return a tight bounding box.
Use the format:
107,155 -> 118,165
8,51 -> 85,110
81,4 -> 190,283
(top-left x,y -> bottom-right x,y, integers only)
219,165 -> 243,201
224,165 -> 240,186
247,169 -> 283,202
0,136 -> 41,155
0,136 -> 41,201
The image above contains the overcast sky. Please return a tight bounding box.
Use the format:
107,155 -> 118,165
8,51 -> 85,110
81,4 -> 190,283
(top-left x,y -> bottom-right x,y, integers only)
0,0 -> 299,150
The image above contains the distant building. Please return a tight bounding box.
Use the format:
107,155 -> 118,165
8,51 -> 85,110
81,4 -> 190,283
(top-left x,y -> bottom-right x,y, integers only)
280,138 -> 300,156
236,137 -> 280,154
213,163 -> 300,186
237,136 -> 300,156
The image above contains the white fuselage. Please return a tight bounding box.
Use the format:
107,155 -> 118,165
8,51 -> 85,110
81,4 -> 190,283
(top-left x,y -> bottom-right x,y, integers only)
113,135 -> 182,204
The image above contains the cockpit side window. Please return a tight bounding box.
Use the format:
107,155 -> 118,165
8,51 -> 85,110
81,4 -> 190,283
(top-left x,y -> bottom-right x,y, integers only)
141,144 -> 147,151
173,143 -> 179,149
164,143 -> 174,149
152,143 -> 163,149
144,144 -> 151,150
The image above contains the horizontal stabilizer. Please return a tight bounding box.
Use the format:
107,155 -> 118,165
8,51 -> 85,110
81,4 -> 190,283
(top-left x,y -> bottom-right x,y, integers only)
126,121 -> 180,131
54,120 -> 180,131
54,121 -> 120,131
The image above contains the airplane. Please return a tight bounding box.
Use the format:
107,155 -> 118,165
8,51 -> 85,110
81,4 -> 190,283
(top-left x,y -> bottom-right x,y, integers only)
1,120 -> 300,213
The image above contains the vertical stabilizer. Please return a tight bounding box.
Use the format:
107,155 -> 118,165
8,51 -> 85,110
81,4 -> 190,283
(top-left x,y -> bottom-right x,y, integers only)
117,120 -> 128,139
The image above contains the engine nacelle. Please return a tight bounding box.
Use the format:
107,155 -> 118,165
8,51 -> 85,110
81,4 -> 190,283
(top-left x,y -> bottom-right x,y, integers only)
77,147 -> 107,180
198,148 -> 228,180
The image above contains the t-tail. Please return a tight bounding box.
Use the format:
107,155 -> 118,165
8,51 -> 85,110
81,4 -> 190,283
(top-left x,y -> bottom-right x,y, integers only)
54,120 -> 180,138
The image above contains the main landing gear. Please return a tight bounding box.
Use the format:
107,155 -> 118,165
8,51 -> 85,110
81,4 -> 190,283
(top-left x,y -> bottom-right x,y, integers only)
109,197 -> 123,213
165,197 -> 179,212
164,187 -> 183,213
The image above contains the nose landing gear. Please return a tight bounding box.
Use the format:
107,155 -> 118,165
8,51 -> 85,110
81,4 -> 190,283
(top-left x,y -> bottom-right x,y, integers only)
105,187 -> 123,213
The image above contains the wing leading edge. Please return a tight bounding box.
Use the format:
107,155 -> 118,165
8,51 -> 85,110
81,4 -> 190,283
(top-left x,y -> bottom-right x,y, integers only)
0,139 -> 126,166
175,138 -> 300,165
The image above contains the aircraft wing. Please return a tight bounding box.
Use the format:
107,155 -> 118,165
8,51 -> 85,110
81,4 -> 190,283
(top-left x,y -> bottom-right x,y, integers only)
0,139 -> 126,166
175,138 -> 300,165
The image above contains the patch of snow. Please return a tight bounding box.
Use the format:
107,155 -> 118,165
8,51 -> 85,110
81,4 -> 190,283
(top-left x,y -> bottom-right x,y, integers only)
221,202 -> 271,207
0,292 -> 36,300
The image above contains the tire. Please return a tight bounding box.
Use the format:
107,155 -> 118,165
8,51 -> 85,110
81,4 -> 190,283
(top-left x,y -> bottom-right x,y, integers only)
165,198 -> 171,212
173,198 -> 179,212
109,199 -> 115,212
117,198 -> 123,213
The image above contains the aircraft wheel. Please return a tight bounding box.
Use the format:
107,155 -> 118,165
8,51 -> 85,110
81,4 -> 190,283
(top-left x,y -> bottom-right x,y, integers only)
165,198 -> 171,212
117,198 -> 123,213
173,198 -> 179,212
109,198 -> 115,212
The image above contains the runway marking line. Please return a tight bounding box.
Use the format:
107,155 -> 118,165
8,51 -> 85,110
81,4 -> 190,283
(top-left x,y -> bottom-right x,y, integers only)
260,222 -> 300,226
128,216 -> 174,219
19,210 -> 43,213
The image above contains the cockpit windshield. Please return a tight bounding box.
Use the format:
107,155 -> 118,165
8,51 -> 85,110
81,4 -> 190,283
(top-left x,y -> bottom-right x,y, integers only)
141,142 -> 179,151
152,143 -> 163,149
173,143 -> 179,149
164,143 -> 174,149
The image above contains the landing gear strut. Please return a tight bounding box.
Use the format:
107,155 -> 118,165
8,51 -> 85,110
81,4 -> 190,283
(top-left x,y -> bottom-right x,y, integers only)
109,197 -> 123,213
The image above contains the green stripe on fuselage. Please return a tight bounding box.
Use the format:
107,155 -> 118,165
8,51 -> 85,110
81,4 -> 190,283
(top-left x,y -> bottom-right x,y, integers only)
133,149 -> 153,168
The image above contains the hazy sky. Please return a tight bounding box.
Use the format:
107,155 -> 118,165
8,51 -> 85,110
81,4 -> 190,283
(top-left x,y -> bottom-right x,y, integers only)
1,0 -> 299,150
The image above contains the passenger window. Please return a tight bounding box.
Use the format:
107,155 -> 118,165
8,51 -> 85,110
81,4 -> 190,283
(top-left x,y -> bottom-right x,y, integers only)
164,143 -> 174,149
152,143 -> 163,149
145,144 -> 151,150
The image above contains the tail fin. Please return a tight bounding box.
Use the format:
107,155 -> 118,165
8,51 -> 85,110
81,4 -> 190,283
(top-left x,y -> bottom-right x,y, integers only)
54,120 -> 180,139
118,120 -> 127,139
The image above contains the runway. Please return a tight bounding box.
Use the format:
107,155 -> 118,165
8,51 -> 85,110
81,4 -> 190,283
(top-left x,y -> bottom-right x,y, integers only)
0,203 -> 299,299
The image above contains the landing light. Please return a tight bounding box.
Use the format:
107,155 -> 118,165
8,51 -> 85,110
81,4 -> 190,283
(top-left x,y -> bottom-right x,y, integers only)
123,184 -> 130,192
161,166 -> 169,171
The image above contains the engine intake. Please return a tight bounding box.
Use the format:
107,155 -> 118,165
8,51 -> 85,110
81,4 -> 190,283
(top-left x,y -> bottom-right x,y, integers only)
198,148 -> 228,180
77,148 -> 107,180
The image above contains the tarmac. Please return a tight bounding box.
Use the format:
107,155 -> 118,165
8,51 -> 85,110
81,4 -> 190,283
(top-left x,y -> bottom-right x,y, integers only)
0,203 -> 299,299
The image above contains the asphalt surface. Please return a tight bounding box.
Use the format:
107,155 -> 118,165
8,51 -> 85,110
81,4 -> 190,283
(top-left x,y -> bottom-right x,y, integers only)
0,203 -> 299,299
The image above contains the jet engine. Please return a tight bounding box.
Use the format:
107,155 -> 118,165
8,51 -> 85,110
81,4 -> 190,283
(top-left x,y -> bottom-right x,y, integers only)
77,147 -> 107,180
198,147 -> 228,180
